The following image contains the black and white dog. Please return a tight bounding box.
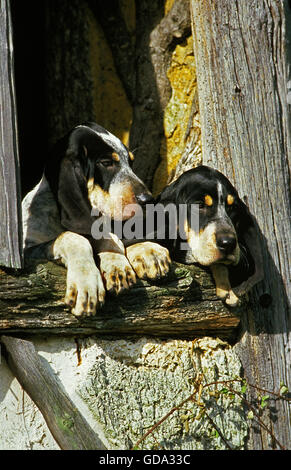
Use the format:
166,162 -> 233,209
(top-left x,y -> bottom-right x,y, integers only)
22,122 -> 170,316
155,165 -> 264,306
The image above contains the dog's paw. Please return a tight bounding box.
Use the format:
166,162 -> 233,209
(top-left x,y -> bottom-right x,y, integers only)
65,262 -> 105,317
99,252 -> 136,294
210,264 -> 240,307
126,242 -> 171,280
216,286 -> 240,307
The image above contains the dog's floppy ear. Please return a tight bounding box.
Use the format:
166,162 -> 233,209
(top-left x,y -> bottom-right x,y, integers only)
44,130 -> 94,235
230,197 -> 264,295
156,176 -> 182,205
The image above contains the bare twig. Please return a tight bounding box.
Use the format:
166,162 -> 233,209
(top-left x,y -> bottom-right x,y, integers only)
132,385 -> 199,449
202,408 -> 233,450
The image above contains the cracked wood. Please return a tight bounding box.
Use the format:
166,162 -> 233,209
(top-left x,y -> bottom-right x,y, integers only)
0,260 -> 242,340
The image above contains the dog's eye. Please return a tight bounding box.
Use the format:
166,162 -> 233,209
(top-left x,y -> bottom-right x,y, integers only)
99,159 -> 113,168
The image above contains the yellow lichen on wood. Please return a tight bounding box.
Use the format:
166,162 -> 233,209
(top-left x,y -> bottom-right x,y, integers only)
165,0 -> 176,14
87,7 -> 132,147
86,1 -> 201,195
153,36 -> 201,195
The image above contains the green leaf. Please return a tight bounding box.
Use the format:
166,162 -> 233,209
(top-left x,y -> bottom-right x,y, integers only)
260,395 -> 270,409
247,410 -> 254,420
241,383 -> 247,394
210,428 -> 218,438
279,384 -> 288,395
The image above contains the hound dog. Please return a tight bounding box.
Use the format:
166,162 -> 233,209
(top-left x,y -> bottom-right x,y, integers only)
22,122 -> 170,316
155,165 -> 264,306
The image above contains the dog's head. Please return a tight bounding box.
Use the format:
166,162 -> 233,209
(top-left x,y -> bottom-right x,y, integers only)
158,165 -> 256,272
44,122 -> 152,234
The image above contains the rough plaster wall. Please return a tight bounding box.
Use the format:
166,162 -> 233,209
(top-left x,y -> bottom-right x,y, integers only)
78,337 -> 247,450
0,336 -> 247,450
0,356 -> 58,450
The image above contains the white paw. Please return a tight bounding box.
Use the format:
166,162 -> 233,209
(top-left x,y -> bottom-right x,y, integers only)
65,262 -> 105,317
99,252 -> 137,294
126,242 -> 171,280
216,286 -> 240,307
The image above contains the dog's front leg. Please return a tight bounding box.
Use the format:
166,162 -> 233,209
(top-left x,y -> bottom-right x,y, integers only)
51,231 -> 105,316
210,264 -> 239,307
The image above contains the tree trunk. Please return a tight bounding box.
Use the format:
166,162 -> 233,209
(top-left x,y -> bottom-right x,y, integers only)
191,0 -> 291,449
88,0 -> 193,190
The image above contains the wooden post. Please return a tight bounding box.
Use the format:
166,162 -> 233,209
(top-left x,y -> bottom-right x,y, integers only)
191,0 -> 291,449
0,0 -> 23,268
1,335 -> 107,450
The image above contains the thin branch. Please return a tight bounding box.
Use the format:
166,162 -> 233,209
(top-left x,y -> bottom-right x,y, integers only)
203,408 -> 233,450
132,386 -> 199,450
227,387 -> 286,451
204,378 -> 291,402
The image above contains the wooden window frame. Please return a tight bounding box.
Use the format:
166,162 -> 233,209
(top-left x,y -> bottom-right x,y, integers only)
0,0 -> 23,269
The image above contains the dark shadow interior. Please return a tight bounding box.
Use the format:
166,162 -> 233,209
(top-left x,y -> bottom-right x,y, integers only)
11,0 -> 47,196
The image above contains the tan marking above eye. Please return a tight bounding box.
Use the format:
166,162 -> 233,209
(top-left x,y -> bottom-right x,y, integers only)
87,177 -> 94,194
204,194 -> 213,206
227,194 -> 235,205
112,152 -> 120,162
129,151 -> 135,161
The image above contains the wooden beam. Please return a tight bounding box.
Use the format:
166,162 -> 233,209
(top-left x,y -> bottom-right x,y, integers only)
0,260 -> 242,341
0,335 -> 107,450
0,0 -> 23,269
190,0 -> 291,449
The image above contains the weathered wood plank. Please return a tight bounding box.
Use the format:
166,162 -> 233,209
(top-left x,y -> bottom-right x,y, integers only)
0,260 -> 242,341
0,0 -> 23,268
191,0 -> 291,449
1,335 -> 107,450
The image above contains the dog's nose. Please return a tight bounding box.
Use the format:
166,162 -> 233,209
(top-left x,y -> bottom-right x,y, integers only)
136,192 -> 154,205
216,233 -> 237,254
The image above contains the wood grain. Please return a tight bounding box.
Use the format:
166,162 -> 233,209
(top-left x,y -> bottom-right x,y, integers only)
0,0 -> 23,268
0,260 -> 242,341
191,0 -> 291,449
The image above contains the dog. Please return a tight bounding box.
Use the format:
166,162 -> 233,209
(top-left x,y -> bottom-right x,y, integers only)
22,122 -> 170,316
155,165 -> 264,306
